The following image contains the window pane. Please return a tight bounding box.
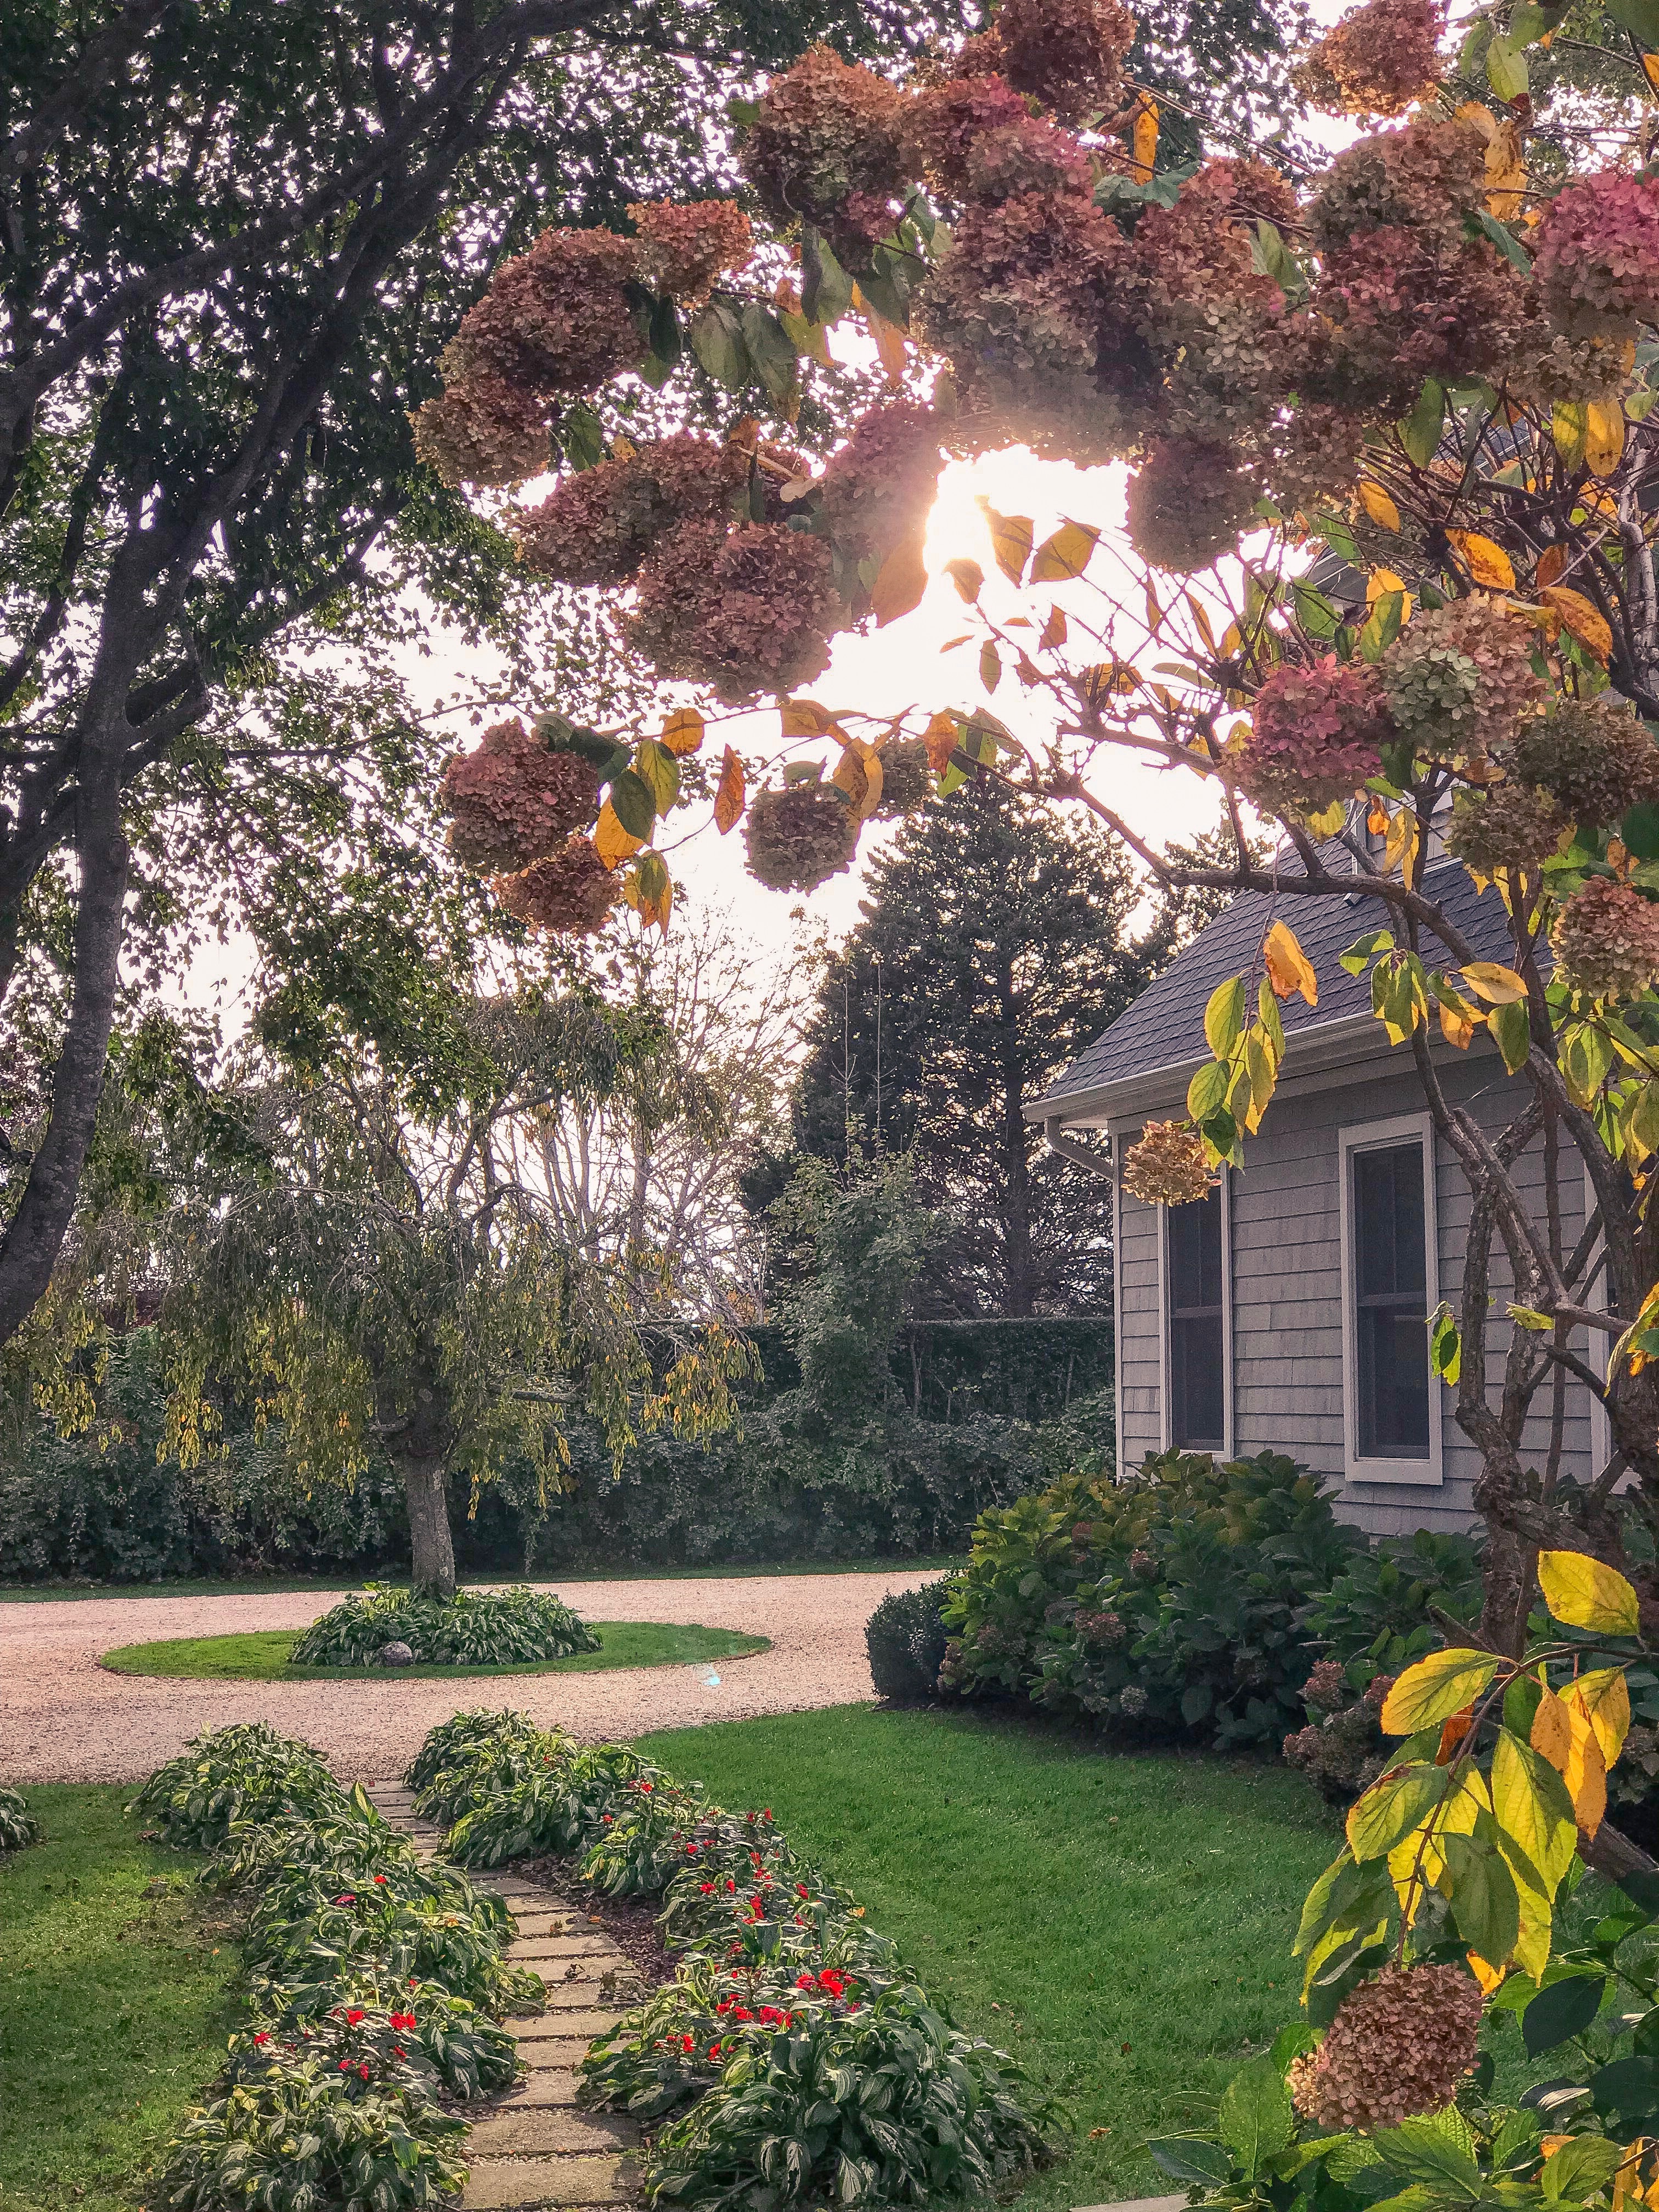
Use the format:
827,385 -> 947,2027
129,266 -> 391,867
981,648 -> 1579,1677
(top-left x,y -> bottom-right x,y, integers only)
1168,1184 -> 1223,1311
1352,1139 -> 1430,1459
1171,1313 -> 1225,1448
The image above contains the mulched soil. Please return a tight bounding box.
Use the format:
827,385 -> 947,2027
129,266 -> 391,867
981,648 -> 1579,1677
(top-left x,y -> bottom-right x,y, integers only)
522,1857 -> 678,1989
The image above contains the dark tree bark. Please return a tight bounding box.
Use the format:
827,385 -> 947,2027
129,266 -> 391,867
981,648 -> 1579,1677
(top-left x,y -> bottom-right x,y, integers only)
402,1456 -> 458,1599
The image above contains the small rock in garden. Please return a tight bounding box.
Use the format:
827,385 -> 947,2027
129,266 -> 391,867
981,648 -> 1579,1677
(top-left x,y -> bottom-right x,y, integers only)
375,1640 -> 415,1667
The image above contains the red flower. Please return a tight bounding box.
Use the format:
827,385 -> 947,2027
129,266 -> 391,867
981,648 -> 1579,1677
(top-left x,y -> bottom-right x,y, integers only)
374,1874 -> 388,1885
339,2059 -> 352,2072
390,2012 -> 417,2031
603,1813 -> 614,1824
708,2042 -> 722,2058
681,2034 -> 695,2052
346,2010 -> 366,2025
796,1884 -> 809,1898
686,1844 -> 698,1855
391,2045 -> 406,2060
252,2031 -> 272,2046
797,1972 -> 814,1990
725,1878 -> 736,1892
334,1893 -> 357,1905
359,2061 -> 371,2080
639,1781 -> 653,1793
699,1881 -> 715,1893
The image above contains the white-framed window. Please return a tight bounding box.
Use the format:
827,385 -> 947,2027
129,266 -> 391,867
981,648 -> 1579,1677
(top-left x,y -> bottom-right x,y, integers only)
1159,1171 -> 1232,1455
1339,1112 -> 1442,1485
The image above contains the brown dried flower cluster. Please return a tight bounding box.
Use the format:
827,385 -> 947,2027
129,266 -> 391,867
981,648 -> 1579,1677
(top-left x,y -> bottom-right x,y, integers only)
410,375 -> 550,489
818,400 -> 944,566
1443,782 -> 1568,877
1287,1965 -> 1483,2131
511,435 -> 748,588
1551,877 -> 1659,1000
439,720 -> 601,873
1511,699 -> 1659,828
873,738 -> 935,817
1237,656 -> 1392,816
743,782 -> 862,891
629,199 -> 753,304
443,227 -> 644,400
741,45 -> 910,261
1384,595 -> 1544,760
626,519 -> 840,704
1299,0 -> 1446,117
494,837 -> 617,936
1121,1121 -> 1214,1206
991,0 -> 1137,124
1126,438 -> 1258,574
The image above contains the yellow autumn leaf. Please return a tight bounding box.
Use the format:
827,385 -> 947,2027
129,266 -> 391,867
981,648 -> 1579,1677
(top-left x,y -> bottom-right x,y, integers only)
595,798 -> 643,869
1460,961 -> 1529,1004
923,710 -> 960,773
979,501 -> 1035,584
1572,1668 -> 1632,1768
713,746 -> 746,835
1040,605 -> 1068,650
832,738 -> 885,822
1446,530 -> 1517,590
1484,116 -> 1526,219
1439,1000 -> 1477,1049
1541,586 -> 1614,667
661,706 -> 705,755
1381,1647 -> 1502,1734
1132,97 -> 1158,179
1561,1694 -> 1609,1837
781,699 -> 834,739
1585,399 -> 1626,477
1456,99 -> 1499,142
1030,521 -> 1102,583
1358,478 -> 1402,532
1531,1686 -> 1573,1775
1537,1549 -> 1640,1634
1553,401 -> 1587,467
1468,1950 -> 1507,1995
1264,919 -> 1318,1006
1367,566 -> 1415,624
869,537 -> 928,626
1645,49 -> 1659,94
862,302 -> 907,383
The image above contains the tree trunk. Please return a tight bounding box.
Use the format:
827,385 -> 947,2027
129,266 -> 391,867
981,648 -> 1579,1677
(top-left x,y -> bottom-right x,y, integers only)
403,1458 -> 456,1598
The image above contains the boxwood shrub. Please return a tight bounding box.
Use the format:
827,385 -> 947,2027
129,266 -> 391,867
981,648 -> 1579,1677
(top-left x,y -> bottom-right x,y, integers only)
289,1581 -> 599,1666
409,1709 -> 1052,2209
865,1576 -> 958,1704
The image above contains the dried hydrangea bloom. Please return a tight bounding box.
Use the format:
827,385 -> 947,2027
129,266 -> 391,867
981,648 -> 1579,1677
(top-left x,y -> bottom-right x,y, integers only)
962,112 -> 1097,202
1443,782 -> 1569,876
1289,1965 -> 1482,2131
818,399 -> 944,565
741,46 -> 910,259
628,199 -> 753,304
1384,595 -> 1544,759
873,737 -> 934,817
743,782 -> 861,891
1535,171 -> 1659,337
1125,438 -> 1257,573
1307,115 -> 1485,256
1552,877 -> 1659,1000
1237,656 -> 1393,815
493,836 -> 617,935
1261,398 -> 1367,517
512,435 -> 747,588
1314,227 -> 1524,410
442,226 -> 645,398
996,0 -> 1137,124
410,376 -> 550,489
902,72 -> 1035,195
625,518 -> 840,704
1299,0 -> 1446,117
440,720 -> 602,872
1512,699 -> 1659,828
1121,1121 -> 1214,1206
1508,317 -> 1634,410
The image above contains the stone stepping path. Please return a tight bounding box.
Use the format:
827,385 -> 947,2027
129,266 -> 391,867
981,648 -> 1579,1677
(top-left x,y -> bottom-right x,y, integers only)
364,1781 -> 644,2211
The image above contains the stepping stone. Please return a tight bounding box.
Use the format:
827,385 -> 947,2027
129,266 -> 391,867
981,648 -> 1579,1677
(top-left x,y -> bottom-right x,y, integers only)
462,2153 -> 637,2208
538,1983 -> 636,2012
511,1936 -> 618,1962
507,2029 -> 592,2062
507,1915 -> 575,1939
513,2009 -> 624,2040
468,2111 -> 638,2157
1073,2198 -> 1188,2212
493,2068 -> 584,2109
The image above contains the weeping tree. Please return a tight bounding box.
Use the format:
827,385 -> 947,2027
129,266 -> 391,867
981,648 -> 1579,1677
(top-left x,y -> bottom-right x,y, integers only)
161,988 -> 753,1594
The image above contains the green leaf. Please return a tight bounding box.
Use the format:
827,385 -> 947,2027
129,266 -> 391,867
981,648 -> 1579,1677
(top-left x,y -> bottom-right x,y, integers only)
1293,582 -> 1341,639
1605,0 -> 1659,47
1187,1060 -> 1230,1122
690,300 -> 750,389
608,768 -> 657,843
1398,380 -> 1446,469
1471,206 -> 1532,274
1430,1305 -> 1462,1384
1373,2110 -> 1481,2196
979,640 -> 1001,693
740,302 -> 798,408
1542,2136 -> 1627,2203
1251,219 -> 1305,301
1439,1828 -> 1521,1966
1381,1647 -> 1499,1733
1491,997 -> 1532,1074
1294,1848 -> 1393,1959
1522,1972 -> 1605,2058
1218,2058 -> 1294,2180
1149,2138 -> 1234,2187
1486,33 -> 1529,99
1347,1762 -> 1450,1863
1359,589 -> 1406,663
1339,930 -> 1395,977
800,227 -> 855,326
1204,977 -> 1247,1059
634,738 -> 680,814
1314,511 -> 1361,565
558,402 -> 606,472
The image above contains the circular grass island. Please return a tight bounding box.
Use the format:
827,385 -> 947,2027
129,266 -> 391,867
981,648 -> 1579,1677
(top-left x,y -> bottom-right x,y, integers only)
99,1620 -> 770,1683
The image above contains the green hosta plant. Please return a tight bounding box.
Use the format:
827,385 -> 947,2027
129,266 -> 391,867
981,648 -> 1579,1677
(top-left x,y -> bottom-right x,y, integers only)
242,1878 -> 539,2020
158,2054 -> 467,2212
132,1723 -> 348,1849
580,1776 -> 707,1897
444,1741 -> 652,1866
291,1581 -> 600,1667
207,1793 -> 417,1890
232,1979 -> 521,2104
405,1708 -> 562,1823
644,1993 -> 1049,2210
0,1785 -> 41,1851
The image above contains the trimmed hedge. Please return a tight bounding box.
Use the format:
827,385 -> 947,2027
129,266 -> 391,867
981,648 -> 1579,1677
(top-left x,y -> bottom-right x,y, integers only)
409,1709 -> 1053,2209
866,1577 -> 958,1703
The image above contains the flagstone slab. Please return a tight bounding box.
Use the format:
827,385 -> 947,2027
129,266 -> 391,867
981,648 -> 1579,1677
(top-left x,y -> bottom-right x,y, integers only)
467,2110 -> 638,2156
462,2154 -> 637,2208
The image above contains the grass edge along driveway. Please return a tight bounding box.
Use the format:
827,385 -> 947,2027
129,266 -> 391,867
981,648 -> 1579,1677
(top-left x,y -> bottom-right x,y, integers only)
636,1702 -> 1339,2212
0,1783 -> 241,2212
98,1618 -> 771,1681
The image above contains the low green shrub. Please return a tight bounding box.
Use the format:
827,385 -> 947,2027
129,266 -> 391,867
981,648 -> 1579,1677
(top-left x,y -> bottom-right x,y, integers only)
157,2055 -> 468,2212
229,1982 -> 521,2103
0,1785 -> 41,1850
866,1576 -> 957,1703
131,1722 -> 347,1848
290,1581 -> 600,1667
1299,1526 -> 1483,1670
412,1709 -> 1051,2209
940,1449 -> 1364,1750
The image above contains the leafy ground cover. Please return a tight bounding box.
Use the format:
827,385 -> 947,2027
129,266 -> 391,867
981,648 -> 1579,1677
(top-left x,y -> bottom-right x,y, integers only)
0,1559 -> 963,1602
99,1620 -> 770,1680
0,1783 -> 242,2212
634,1703 -> 1338,2210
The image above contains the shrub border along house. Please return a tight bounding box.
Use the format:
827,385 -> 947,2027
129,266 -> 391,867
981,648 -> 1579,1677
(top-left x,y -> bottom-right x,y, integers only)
411,1708 -> 1053,2209
131,1722 -> 537,2212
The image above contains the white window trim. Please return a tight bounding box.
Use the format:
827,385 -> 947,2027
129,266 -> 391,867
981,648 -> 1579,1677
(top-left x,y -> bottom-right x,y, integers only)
1157,1168 -> 1234,1458
1339,1111 -> 1443,1487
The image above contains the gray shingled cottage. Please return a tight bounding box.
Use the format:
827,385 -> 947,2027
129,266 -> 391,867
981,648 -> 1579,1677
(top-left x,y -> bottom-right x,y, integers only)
1030,849 -> 1609,1541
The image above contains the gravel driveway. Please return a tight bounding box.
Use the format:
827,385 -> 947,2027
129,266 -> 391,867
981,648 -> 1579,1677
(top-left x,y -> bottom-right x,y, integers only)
0,1572 -> 936,1785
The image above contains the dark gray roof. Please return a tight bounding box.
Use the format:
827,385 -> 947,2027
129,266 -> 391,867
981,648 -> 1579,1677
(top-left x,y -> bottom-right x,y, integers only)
1039,855 -> 1520,1110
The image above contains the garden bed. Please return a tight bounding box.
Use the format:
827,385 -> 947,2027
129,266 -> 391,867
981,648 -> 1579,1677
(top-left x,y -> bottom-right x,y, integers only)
98,1620 -> 769,1681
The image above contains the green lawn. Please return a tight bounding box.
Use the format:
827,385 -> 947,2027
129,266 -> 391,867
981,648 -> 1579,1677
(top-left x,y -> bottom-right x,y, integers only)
636,1704 -> 1339,2210
0,1785 -> 240,2212
1,1558 -> 962,1603
99,1619 -> 770,1681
